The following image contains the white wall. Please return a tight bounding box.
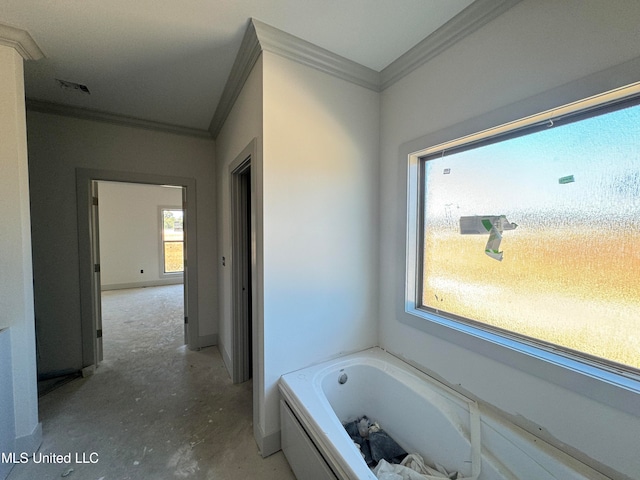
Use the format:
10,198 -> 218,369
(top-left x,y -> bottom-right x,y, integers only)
215,54 -> 263,376
216,51 -> 380,455
26,112 -> 217,375
379,1 -> 640,478
98,181 -> 184,289
0,330 -> 15,479
260,52 -> 380,452
215,54 -> 265,450
0,45 -> 40,479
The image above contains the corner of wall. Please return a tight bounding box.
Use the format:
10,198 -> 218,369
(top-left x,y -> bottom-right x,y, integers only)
0,329 -> 15,480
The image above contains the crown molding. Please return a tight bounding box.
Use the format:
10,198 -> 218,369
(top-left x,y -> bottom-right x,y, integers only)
211,2 -> 524,138
209,18 -> 381,138
209,19 -> 263,138
0,23 -> 45,60
26,99 -> 213,139
380,0 -> 524,89
252,19 -> 381,93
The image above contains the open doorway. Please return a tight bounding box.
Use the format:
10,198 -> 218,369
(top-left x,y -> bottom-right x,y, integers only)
97,181 -> 186,362
231,155 -> 253,384
76,168 -> 199,371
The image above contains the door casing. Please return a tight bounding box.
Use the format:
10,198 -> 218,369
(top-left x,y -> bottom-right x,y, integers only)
76,168 -> 199,369
230,156 -> 252,383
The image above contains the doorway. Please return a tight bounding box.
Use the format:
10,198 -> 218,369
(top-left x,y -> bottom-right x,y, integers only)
76,168 -> 199,370
231,155 -> 253,384
96,181 -> 186,361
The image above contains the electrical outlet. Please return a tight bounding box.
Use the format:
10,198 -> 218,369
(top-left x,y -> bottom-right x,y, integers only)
140,269 -> 144,274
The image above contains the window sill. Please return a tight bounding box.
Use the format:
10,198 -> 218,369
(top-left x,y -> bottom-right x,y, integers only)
160,272 -> 184,278
402,305 -> 640,417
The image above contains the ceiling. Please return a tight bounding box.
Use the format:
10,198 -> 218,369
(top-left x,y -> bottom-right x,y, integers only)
2,0 -> 475,134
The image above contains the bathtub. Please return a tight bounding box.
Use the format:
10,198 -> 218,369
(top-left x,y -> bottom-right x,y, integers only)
278,347 -> 607,480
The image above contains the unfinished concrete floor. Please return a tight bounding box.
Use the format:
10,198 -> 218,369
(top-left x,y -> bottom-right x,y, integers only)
8,284 -> 296,480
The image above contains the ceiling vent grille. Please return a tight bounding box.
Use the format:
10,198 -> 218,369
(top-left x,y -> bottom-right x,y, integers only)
56,78 -> 90,95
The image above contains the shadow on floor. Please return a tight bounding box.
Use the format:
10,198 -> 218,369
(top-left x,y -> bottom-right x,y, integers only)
37,373 -> 82,398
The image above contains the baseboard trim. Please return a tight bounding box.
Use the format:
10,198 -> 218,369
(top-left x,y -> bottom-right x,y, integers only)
262,429 -> 281,457
219,342 -> 232,378
197,334 -> 217,349
254,423 -> 281,458
101,279 -> 184,291
14,422 -> 42,455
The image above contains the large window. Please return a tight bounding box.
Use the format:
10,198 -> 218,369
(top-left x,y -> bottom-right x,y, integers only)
161,208 -> 184,274
413,88 -> 640,374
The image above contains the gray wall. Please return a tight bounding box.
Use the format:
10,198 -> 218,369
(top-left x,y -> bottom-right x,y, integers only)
27,111 -> 217,376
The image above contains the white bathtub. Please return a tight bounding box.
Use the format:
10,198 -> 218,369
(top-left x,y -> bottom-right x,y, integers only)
278,347 -> 608,480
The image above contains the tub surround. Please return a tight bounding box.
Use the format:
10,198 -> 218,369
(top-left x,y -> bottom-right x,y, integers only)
279,348 -> 609,480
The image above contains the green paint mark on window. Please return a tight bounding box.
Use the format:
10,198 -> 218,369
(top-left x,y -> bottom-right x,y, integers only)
558,174 -> 575,184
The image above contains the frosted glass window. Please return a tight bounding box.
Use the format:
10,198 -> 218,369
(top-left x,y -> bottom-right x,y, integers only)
420,101 -> 640,370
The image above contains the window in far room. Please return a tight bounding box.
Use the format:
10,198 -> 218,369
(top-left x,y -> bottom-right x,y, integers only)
161,208 -> 184,274
410,85 -> 640,376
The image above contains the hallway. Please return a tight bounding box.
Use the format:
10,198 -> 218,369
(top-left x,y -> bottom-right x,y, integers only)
8,285 -> 295,480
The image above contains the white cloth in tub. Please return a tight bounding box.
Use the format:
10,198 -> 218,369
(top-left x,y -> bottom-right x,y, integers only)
373,453 -> 456,480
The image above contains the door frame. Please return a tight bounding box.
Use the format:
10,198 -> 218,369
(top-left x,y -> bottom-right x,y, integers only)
90,180 -> 104,363
76,168 -> 199,369
230,157 -> 251,384
229,141 -> 256,384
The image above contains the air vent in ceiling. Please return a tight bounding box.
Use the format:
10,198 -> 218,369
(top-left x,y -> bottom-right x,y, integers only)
56,79 -> 91,95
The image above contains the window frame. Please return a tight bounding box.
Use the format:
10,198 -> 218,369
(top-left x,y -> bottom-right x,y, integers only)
404,81 -> 640,407
159,206 -> 185,277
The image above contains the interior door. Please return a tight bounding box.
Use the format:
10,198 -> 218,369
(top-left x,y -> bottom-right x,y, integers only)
91,180 -> 103,363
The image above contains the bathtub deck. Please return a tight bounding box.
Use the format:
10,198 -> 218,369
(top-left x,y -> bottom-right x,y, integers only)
279,347 -> 609,480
